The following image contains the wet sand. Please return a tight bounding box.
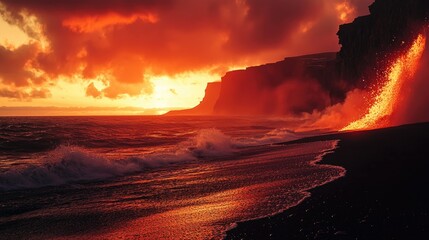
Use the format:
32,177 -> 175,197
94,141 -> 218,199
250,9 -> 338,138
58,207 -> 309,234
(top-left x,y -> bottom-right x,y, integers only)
226,122 -> 429,239
0,142 -> 343,240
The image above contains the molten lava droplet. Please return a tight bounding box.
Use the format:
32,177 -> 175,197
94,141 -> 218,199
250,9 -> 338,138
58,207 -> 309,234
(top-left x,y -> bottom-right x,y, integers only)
343,34 -> 426,131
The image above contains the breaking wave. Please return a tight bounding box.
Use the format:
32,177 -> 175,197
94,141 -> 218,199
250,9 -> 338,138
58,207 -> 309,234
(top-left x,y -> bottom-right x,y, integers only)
0,128 -> 302,190
234,128 -> 300,147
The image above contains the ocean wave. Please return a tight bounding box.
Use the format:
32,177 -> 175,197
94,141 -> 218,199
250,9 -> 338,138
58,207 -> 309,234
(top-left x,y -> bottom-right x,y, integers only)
234,128 -> 300,147
0,128 -> 301,190
0,146 -> 181,190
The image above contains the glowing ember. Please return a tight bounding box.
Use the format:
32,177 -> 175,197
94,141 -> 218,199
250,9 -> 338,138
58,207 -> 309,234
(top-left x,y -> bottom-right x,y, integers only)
342,34 -> 426,131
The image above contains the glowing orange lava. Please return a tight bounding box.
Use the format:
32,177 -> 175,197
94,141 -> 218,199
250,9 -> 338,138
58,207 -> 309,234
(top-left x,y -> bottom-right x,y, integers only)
342,34 -> 426,131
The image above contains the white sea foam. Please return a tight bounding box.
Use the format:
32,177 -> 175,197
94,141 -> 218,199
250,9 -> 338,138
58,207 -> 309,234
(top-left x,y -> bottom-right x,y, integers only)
0,128 -> 302,190
234,128 -> 300,147
0,146 -> 183,190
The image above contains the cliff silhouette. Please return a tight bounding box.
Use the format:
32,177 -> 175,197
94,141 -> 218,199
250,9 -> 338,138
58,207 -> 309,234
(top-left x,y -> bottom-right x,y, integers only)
166,82 -> 221,116
167,0 -> 429,116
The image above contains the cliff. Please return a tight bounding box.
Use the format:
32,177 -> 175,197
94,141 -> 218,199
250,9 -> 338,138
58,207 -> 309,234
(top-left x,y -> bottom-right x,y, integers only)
337,0 -> 429,88
165,82 -> 221,116
170,0 -> 429,116
213,52 -> 339,116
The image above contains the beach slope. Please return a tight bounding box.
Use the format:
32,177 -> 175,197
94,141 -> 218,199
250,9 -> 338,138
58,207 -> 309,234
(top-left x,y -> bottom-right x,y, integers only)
226,122 -> 429,239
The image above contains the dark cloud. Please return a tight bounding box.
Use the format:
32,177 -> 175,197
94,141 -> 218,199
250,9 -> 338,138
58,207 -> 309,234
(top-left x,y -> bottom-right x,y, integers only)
1,0 -> 172,15
85,82 -> 102,98
225,0 -> 324,53
349,0 -> 374,15
0,87 -> 51,100
0,0 -> 375,100
0,44 -> 46,87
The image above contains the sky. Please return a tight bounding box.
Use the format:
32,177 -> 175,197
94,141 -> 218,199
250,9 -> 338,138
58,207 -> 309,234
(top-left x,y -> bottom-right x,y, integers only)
0,0 -> 373,115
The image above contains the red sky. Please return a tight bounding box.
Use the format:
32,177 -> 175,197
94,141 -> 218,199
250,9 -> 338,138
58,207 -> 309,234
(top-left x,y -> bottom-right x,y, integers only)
0,0 -> 373,115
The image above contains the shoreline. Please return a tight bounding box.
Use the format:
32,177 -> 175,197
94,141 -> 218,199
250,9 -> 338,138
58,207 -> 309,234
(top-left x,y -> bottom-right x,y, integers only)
225,122 -> 429,239
218,140 -> 345,240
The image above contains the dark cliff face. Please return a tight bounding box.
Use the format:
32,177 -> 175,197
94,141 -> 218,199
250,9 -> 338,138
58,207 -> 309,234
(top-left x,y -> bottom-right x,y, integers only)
213,0 -> 429,116
172,0 -> 429,116
337,0 -> 429,88
213,53 -> 339,116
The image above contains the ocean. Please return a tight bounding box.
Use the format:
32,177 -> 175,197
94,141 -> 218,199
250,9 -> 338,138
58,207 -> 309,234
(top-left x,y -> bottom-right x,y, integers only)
0,116 -> 344,239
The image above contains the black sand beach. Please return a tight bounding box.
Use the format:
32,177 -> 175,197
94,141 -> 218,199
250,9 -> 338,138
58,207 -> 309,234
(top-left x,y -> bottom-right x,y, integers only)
226,122 -> 429,239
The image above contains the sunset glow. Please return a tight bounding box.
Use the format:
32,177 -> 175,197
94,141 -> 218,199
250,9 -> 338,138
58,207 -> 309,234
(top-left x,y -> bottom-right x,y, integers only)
3,1 -> 429,239
0,17 -> 30,49
342,34 -> 426,130
0,0 -> 372,115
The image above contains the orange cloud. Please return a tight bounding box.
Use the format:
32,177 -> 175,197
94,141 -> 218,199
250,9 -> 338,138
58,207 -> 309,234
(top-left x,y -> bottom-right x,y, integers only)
336,1 -> 356,22
85,82 -> 102,98
0,43 -> 44,87
0,0 -> 374,103
63,13 -> 158,33
0,87 -> 51,100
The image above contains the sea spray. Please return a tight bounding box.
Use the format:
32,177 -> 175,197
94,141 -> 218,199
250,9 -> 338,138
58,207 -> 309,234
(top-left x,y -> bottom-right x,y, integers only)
0,127 -> 305,190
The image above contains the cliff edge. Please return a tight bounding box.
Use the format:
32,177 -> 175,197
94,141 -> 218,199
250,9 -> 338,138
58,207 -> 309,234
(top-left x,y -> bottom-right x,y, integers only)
165,82 -> 221,116
167,0 -> 429,117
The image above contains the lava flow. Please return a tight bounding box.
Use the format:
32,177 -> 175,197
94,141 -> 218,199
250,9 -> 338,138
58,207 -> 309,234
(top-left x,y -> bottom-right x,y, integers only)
342,33 -> 427,131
